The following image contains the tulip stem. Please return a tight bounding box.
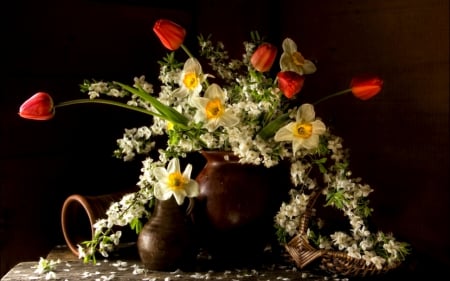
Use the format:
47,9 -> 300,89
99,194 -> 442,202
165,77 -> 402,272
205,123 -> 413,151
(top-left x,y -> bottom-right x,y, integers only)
313,89 -> 352,105
181,44 -> 194,59
56,98 -> 165,119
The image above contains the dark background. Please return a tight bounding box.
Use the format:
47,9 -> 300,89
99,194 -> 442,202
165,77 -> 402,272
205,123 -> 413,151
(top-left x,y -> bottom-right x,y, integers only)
1,0 -> 448,279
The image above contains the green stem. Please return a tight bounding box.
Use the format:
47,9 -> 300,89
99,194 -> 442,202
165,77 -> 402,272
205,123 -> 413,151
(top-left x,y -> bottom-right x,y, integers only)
55,99 -> 166,119
181,44 -> 194,58
313,88 -> 352,105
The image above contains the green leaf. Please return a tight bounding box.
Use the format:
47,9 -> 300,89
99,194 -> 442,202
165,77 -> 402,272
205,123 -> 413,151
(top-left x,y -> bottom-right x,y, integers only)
158,52 -> 182,69
130,218 -> 143,234
114,81 -> 189,127
258,112 -> 290,140
314,157 -> 328,173
357,202 -> 373,218
325,190 -> 346,209
314,157 -> 327,164
274,224 -> 288,244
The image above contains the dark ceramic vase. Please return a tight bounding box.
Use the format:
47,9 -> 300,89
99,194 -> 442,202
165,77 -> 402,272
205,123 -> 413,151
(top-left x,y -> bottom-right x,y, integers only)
137,197 -> 196,271
192,150 -> 291,266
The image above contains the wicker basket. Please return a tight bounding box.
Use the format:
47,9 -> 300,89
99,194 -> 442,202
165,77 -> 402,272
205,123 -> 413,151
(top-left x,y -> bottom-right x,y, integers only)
285,190 -> 401,277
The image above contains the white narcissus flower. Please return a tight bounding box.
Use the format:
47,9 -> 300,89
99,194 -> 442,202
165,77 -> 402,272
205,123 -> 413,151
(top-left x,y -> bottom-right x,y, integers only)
279,38 -> 317,75
191,83 -> 239,132
173,57 -> 211,97
274,103 -> 326,155
153,158 -> 199,205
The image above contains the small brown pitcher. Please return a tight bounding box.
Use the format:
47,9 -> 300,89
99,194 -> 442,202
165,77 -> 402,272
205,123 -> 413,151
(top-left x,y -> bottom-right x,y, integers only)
61,188 -> 137,257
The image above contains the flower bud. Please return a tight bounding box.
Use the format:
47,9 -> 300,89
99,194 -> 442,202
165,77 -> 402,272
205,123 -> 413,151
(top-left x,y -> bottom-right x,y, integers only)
277,71 -> 305,98
153,19 -> 186,51
19,92 -> 55,120
250,43 -> 277,72
350,75 -> 383,100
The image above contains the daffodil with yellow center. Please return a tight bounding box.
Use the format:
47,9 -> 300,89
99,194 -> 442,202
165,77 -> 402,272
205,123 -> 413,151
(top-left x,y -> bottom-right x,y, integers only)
274,103 -> 326,155
153,158 -> 199,205
183,72 -> 200,91
167,171 -> 188,191
205,98 -> 224,119
191,83 -> 239,132
173,57 -> 211,98
279,38 -> 317,75
293,123 -> 313,139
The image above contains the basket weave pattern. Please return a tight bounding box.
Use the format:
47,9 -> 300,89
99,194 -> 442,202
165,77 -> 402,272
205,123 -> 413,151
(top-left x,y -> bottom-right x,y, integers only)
285,191 -> 400,277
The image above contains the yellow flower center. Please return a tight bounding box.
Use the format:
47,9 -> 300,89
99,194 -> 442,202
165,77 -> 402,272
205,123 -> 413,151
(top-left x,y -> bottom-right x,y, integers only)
205,98 -> 224,119
183,72 -> 199,90
294,123 -> 313,139
292,51 -> 305,66
167,172 -> 187,191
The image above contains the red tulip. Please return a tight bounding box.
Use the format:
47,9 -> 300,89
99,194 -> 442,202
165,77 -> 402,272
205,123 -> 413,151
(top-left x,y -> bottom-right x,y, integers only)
350,75 -> 383,100
277,71 -> 305,98
153,19 -> 186,51
19,92 -> 55,120
250,43 -> 277,72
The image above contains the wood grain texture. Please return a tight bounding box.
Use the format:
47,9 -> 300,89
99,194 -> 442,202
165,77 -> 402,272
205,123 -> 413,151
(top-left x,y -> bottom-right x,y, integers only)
1,260 -> 343,281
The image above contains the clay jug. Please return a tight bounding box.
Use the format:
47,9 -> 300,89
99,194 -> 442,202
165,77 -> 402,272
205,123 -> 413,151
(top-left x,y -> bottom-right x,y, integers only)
137,197 -> 196,271
192,150 -> 291,267
61,188 -> 137,257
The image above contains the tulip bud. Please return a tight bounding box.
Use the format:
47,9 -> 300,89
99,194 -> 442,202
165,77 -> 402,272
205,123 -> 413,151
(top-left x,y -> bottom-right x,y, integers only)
277,71 -> 305,98
19,92 -> 55,120
250,43 -> 277,72
153,19 -> 186,51
350,75 -> 383,100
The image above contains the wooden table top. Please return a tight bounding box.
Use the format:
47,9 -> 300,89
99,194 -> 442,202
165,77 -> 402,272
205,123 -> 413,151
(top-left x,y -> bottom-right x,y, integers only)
1,245 -> 345,281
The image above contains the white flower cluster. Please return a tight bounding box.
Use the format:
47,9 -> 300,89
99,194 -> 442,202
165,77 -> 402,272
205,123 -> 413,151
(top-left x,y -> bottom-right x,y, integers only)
76,33 -> 409,269
275,189 -> 311,237
115,127 -> 155,161
33,257 -> 61,280
274,135 -> 409,269
91,38 -> 309,168
79,160 -> 163,261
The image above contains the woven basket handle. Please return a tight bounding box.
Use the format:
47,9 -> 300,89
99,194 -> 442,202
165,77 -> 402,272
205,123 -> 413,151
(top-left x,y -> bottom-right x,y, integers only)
298,188 -> 323,236
285,188 -> 328,269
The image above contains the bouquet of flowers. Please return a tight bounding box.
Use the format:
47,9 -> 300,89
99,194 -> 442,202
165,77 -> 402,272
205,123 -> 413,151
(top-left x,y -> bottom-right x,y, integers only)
19,18 -> 409,273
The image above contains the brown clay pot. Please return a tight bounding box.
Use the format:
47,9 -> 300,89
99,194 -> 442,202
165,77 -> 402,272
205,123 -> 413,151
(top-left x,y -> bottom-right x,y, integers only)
137,197 -> 196,271
61,189 -> 137,257
192,150 -> 291,266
